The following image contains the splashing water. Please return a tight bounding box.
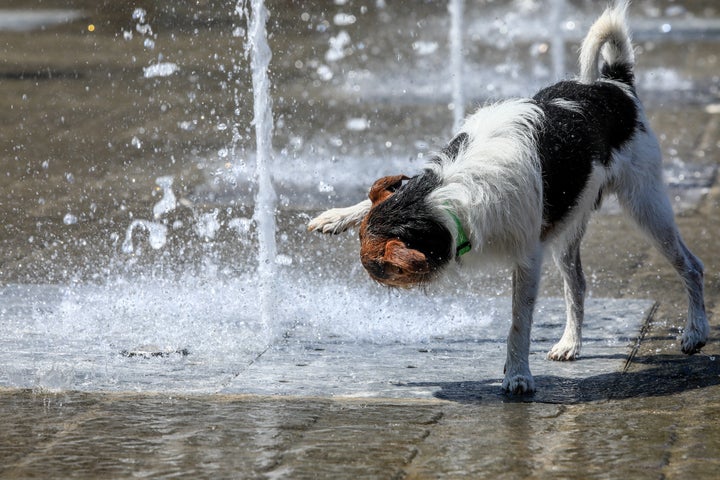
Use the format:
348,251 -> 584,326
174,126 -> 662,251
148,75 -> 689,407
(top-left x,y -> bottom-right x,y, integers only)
121,220 -> 168,254
153,176 -> 176,219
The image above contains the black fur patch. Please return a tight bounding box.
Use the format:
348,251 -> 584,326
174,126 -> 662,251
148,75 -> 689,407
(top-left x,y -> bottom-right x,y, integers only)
443,132 -> 469,160
601,61 -> 635,87
365,170 -> 453,270
431,132 -> 469,165
533,80 -> 639,236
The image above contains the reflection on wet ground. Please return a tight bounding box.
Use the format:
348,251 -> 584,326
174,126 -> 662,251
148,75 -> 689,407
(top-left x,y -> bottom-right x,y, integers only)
1,0 -> 720,477
2,351 -> 720,478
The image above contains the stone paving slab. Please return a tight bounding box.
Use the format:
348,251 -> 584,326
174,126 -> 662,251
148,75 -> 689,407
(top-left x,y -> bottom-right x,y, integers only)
0,283 -> 653,402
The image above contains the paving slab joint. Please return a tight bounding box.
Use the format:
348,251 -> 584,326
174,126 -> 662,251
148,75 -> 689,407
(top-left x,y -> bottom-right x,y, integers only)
623,301 -> 660,373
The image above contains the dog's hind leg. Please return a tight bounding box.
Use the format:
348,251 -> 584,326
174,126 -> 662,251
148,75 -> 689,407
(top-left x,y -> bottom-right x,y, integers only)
615,138 -> 709,354
503,245 -> 543,394
623,193 -> 708,354
548,225 -> 587,361
307,199 -> 372,234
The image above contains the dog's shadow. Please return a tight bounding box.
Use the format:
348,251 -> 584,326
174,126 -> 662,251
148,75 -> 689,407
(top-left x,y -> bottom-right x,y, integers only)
399,353 -> 720,404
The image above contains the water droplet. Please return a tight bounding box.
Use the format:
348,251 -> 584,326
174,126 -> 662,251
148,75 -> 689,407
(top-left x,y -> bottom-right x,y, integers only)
228,217 -> 253,237
333,13 -> 356,26
122,220 -> 168,254
346,117 -> 369,131
153,176 -> 176,219
275,254 -> 293,266
325,30 -> 351,62
316,65 -> 333,81
412,41 -> 438,56
318,182 -> 334,193
132,8 -> 146,22
194,210 -> 221,240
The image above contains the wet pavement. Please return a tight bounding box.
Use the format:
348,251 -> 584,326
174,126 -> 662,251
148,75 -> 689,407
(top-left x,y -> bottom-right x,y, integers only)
1,0 -> 720,478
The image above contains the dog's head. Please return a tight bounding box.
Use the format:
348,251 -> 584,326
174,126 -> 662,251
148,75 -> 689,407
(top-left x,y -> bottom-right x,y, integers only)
359,173 -> 453,288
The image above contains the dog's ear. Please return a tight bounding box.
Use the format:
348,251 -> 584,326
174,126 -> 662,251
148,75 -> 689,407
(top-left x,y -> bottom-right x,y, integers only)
382,239 -> 430,275
368,175 -> 410,206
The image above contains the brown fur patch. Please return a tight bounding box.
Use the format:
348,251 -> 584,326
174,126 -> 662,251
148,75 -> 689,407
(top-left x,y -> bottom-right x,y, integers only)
383,239 -> 429,274
368,175 -> 409,206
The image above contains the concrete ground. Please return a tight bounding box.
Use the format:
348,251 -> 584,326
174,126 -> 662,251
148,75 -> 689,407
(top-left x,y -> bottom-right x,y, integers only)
1,0 -> 720,478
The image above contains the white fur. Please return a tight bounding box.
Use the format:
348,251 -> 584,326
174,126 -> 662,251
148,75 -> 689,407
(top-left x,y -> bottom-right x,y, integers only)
548,98 -> 585,115
307,199 -> 371,234
608,114 -> 709,354
428,100 -> 545,264
579,0 -> 634,84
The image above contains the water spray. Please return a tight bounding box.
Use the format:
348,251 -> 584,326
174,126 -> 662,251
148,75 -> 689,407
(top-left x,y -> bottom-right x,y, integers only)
238,0 -> 278,326
449,0 -> 464,132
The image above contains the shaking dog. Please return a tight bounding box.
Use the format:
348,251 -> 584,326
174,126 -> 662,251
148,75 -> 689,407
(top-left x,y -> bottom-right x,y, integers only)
308,1 -> 708,394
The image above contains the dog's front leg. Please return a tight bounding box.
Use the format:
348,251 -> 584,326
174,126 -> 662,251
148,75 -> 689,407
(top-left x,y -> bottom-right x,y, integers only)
307,199 -> 372,234
503,248 -> 543,394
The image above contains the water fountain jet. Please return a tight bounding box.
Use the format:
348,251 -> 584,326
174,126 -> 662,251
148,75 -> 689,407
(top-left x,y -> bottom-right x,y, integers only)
550,0 -> 567,81
238,0 -> 277,327
449,0 -> 464,132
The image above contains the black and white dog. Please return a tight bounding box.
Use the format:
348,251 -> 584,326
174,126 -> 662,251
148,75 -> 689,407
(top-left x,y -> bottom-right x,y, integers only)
308,1 -> 708,394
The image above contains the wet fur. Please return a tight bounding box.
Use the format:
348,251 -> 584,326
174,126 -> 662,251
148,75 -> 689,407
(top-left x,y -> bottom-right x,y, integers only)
308,1 -> 708,394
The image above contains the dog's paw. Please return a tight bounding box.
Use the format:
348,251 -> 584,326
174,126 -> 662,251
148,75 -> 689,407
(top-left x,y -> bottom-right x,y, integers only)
547,339 -> 581,361
501,372 -> 536,395
307,209 -> 353,235
681,322 -> 709,355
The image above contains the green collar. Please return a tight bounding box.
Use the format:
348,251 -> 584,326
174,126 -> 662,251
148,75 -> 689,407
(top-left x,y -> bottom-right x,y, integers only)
445,208 -> 471,257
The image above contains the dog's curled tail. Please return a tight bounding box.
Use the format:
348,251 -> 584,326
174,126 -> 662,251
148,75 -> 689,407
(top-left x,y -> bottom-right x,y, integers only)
579,0 -> 635,85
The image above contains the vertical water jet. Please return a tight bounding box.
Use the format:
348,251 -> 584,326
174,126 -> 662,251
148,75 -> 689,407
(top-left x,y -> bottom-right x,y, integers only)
449,0 -> 464,132
239,0 -> 277,324
550,0 -> 566,80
